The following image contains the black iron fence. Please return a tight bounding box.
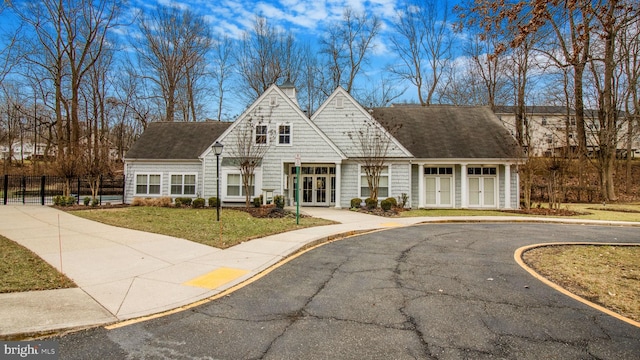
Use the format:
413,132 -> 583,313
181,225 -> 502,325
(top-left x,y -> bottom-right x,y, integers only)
1,175 -> 124,205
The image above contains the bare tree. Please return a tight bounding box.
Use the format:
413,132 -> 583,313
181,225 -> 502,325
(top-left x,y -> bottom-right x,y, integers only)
619,17 -> 640,193
358,75 -> 407,108
10,0 -> 121,194
224,108 -> 275,207
236,17 -> 301,101
390,0 -> 453,105
346,117 -> 400,202
134,5 -> 212,122
320,8 -> 381,94
212,35 -> 234,121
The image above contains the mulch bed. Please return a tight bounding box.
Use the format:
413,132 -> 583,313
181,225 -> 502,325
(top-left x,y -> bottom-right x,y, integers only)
237,206 -> 305,219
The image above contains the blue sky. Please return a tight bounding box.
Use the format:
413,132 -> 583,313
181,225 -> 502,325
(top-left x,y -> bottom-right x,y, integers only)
1,0 -> 467,115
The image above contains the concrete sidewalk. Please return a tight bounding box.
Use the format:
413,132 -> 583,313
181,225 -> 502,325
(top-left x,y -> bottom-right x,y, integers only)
0,205 -> 638,339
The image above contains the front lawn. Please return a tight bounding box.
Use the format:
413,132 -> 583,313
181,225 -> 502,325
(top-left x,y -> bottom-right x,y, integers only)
70,206 -> 336,249
400,203 -> 640,222
0,235 -> 76,293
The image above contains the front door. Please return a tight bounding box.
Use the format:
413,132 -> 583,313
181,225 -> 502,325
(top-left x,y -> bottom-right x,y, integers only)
468,177 -> 496,207
291,165 -> 334,206
425,176 -> 452,207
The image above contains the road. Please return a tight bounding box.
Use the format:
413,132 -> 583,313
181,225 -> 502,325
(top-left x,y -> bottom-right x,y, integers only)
54,223 -> 640,359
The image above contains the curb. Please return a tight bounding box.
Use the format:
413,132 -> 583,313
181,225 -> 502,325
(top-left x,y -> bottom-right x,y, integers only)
514,242 -> 640,329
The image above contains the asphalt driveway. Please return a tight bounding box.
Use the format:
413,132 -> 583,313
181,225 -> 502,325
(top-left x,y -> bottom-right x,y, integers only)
55,223 -> 640,359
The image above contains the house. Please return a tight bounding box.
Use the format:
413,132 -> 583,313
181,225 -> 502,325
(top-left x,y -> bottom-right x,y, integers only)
124,85 -> 524,209
495,106 -> 640,158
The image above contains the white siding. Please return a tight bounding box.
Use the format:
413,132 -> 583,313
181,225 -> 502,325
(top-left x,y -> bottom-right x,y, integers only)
124,161 -> 202,203
389,162 -> 411,202
339,162 -> 360,208
212,87 -> 343,201
312,91 -> 408,158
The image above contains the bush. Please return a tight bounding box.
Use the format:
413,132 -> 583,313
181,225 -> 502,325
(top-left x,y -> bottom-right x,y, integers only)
151,197 -> 173,207
365,197 -> 378,210
208,197 -> 220,208
253,195 -> 263,207
131,197 -> 146,206
350,198 -> 363,209
397,193 -> 409,208
83,196 -> 91,206
91,198 -> 100,207
273,195 -> 285,209
380,198 -> 395,211
174,197 -> 192,207
53,195 -> 76,207
385,197 -> 398,207
192,198 -> 205,208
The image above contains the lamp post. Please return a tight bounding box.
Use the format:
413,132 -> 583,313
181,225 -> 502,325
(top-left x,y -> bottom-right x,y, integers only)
213,141 -> 224,221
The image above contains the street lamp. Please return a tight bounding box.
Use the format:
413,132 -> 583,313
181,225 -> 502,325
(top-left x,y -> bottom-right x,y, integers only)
212,141 -> 224,221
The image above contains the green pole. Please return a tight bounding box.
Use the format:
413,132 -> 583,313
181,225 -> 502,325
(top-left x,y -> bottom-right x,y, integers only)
296,165 -> 300,224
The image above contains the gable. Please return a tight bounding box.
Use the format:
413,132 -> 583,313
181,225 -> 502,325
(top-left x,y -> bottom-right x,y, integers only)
125,121 -> 231,160
311,87 -> 411,158
217,85 -> 345,161
372,105 -> 523,159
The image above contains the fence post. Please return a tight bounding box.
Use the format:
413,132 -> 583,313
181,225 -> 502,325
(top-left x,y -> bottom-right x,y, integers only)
99,175 -> 103,205
41,175 -> 46,205
21,176 -> 26,204
77,177 -> 81,204
3,175 -> 7,205
122,175 -> 126,204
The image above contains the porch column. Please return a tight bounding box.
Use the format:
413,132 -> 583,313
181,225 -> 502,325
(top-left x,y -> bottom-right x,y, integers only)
334,162 -> 342,208
460,163 -> 468,208
418,164 -> 425,208
504,164 -> 512,209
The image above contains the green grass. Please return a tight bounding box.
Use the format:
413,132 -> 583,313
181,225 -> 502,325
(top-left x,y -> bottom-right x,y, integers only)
400,203 -> 640,222
70,207 -> 336,249
0,235 -> 76,293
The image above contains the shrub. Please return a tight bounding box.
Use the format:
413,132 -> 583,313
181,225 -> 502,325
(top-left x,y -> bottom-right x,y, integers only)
350,198 -> 363,209
192,198 -> 205,208
91,198 -> 100,207
385,197 -> 398,207
273,195 -> 285,209
131,197 -> 147,206
365,197 -> 377,210
380,198 -> 394,211
174,197 -> 192,207
152,197 -> 173,207
54,195 -> 76,207
83,196 -> 91,206
253,195 -> 263,207
397,193 -> 409,208
208,197 -> 220,208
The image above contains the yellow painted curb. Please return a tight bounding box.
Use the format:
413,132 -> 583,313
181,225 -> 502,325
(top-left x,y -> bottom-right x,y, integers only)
184,268 -> 249,290
514,242 -> 640,329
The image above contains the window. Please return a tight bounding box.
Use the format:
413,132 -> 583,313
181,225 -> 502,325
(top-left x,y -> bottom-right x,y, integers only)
270,95 -> 278,106
424,167 -> 453,175
135,174 -> 161,195
170,174 -> 196,195
278,124 -> 291,145
468,167 -> 496,175
336,97 -> 344,108
541,117 -> 548,126
360,166 -> 389,198
227,173 -> 254,197
255,125 -> 268,144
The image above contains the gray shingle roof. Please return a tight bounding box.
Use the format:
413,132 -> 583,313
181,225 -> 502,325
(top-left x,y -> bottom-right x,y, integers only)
125,121 -> 231,160
372,105 -> 523,159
